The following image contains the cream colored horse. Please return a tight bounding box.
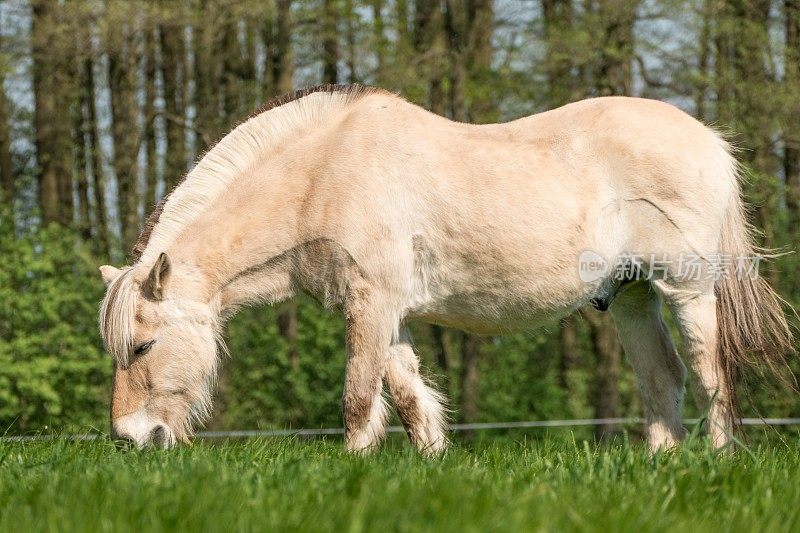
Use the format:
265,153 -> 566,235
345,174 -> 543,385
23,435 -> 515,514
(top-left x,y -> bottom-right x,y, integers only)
99,85 -> 791,453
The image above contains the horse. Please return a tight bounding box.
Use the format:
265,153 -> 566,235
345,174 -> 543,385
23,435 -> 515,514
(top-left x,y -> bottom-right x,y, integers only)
99,84 -> 792,454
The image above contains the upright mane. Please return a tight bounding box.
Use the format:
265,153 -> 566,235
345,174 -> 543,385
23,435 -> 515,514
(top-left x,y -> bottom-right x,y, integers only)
131,84 -> 387,262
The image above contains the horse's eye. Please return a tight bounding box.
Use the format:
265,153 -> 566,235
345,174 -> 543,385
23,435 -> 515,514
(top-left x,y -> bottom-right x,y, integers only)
134,340 -> 155,355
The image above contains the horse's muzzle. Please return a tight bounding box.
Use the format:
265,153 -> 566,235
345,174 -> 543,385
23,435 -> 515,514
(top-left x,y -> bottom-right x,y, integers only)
111,410 -> 175,450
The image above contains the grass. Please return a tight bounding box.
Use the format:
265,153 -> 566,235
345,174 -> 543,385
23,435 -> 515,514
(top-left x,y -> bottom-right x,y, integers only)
1,434 -> 799,532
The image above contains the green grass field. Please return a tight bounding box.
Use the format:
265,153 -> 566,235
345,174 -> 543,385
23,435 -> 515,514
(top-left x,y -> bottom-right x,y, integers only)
2,434 -> 799,532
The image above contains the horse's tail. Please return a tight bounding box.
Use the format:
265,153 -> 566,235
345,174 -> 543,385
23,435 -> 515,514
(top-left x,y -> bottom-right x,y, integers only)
715,135 -> 794,422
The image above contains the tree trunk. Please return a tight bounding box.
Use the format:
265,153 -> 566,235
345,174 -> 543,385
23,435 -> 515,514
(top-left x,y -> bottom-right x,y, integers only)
274,0 -> 294,95
694,0 -> 713,120
721,1 -> 778,285
444,0 -> 467,121
585,309 -> 621,440
396,0 -> 410,48
558,316 -> 578,392
143,28 -> 158,211
193,2 -> 221,153
785,0 -> 800,218
444,0 -> 494,122
460,333 -> 481,430
108,26 -> 141,252
466,0 -> 494,122
242,19 -> 259,111
278,302 -> 299,370
222,11 -> 243,121
542,0 -> 576,107
343,0 -> 358,83
160,19 -> 187,190
431,325 -> 451,372
0,31 -> 12,209
322,0 -> 339,84
596,0 -> 639,96
32,0 -> 73,226
84,46 -> 110,257
370,0 -> 384,83
414,0 -> 446,114
261,2 -> 277,99
73,51 -> 91,240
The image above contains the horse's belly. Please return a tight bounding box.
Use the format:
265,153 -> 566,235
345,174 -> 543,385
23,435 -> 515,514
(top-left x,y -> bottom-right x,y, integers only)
404,256 -> 594,334
401,199 -> 601,333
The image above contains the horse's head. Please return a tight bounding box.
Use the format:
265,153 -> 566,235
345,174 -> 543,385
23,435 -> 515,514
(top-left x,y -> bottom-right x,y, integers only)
99,253 -> 220,449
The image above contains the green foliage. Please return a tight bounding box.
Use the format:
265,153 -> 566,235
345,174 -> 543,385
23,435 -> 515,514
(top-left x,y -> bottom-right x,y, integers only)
2,437 -> 800,532
477,330 -> 590,422
220,298 -> 347,429
0,211 -> 110,432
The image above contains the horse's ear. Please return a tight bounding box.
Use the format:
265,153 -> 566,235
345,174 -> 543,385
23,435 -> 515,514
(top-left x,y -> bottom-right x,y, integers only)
142,252 -> 172,301
99,265 -> 121,287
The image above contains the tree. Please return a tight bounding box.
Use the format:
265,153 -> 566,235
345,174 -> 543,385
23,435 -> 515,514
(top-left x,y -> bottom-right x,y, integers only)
160,12 -> 188,190
31,0 -> 74,225
460,333 -> 481,430
72,58 -> 91,240
322,0 -> 339,83
414,0 -> 446,113
193,1 -> 222,152
143,27 -> 158,211
784,1 -> 800,242
596,0 -> 639,96
542,0 -> 577,107
107,12 -> 142,251
0,30 -> 12,209
465,0 -> 494,122
584,309 -> 622,439
715,1 -> 781,291
81,38 -> 111,258
369,0 -> 384,83
275,0 -> 294,96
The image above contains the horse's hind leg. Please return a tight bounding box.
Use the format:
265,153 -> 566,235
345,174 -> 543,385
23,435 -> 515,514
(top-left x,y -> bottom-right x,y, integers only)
385,331 -> 448,455
610,281 -> 687,451
663,287 -> 732,449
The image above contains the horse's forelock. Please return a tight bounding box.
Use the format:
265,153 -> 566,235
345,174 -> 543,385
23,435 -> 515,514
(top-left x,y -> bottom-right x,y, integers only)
99,267 -> 138,367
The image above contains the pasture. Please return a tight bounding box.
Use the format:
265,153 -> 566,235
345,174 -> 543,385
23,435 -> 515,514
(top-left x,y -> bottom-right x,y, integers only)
2,435 -> 799,532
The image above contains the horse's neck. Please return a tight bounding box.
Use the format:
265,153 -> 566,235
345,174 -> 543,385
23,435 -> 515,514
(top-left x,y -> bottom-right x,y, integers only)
166,162 -> 305,310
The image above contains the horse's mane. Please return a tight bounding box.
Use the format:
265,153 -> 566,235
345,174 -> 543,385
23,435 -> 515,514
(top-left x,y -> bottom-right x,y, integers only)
99,266 -> 137,365
131,84 -> 387,262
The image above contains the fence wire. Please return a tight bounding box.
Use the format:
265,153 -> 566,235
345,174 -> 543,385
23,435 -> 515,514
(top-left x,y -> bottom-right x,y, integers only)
3,417 -> 800,442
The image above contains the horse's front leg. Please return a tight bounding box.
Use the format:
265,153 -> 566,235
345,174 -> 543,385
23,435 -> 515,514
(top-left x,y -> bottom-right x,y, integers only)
341,287 -> 393,453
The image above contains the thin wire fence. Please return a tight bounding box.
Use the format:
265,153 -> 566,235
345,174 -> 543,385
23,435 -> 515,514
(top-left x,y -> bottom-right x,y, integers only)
3,417 -> 800,442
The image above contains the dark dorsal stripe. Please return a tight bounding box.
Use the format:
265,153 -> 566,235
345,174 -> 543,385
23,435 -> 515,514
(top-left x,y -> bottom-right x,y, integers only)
130,84 -> 385,261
